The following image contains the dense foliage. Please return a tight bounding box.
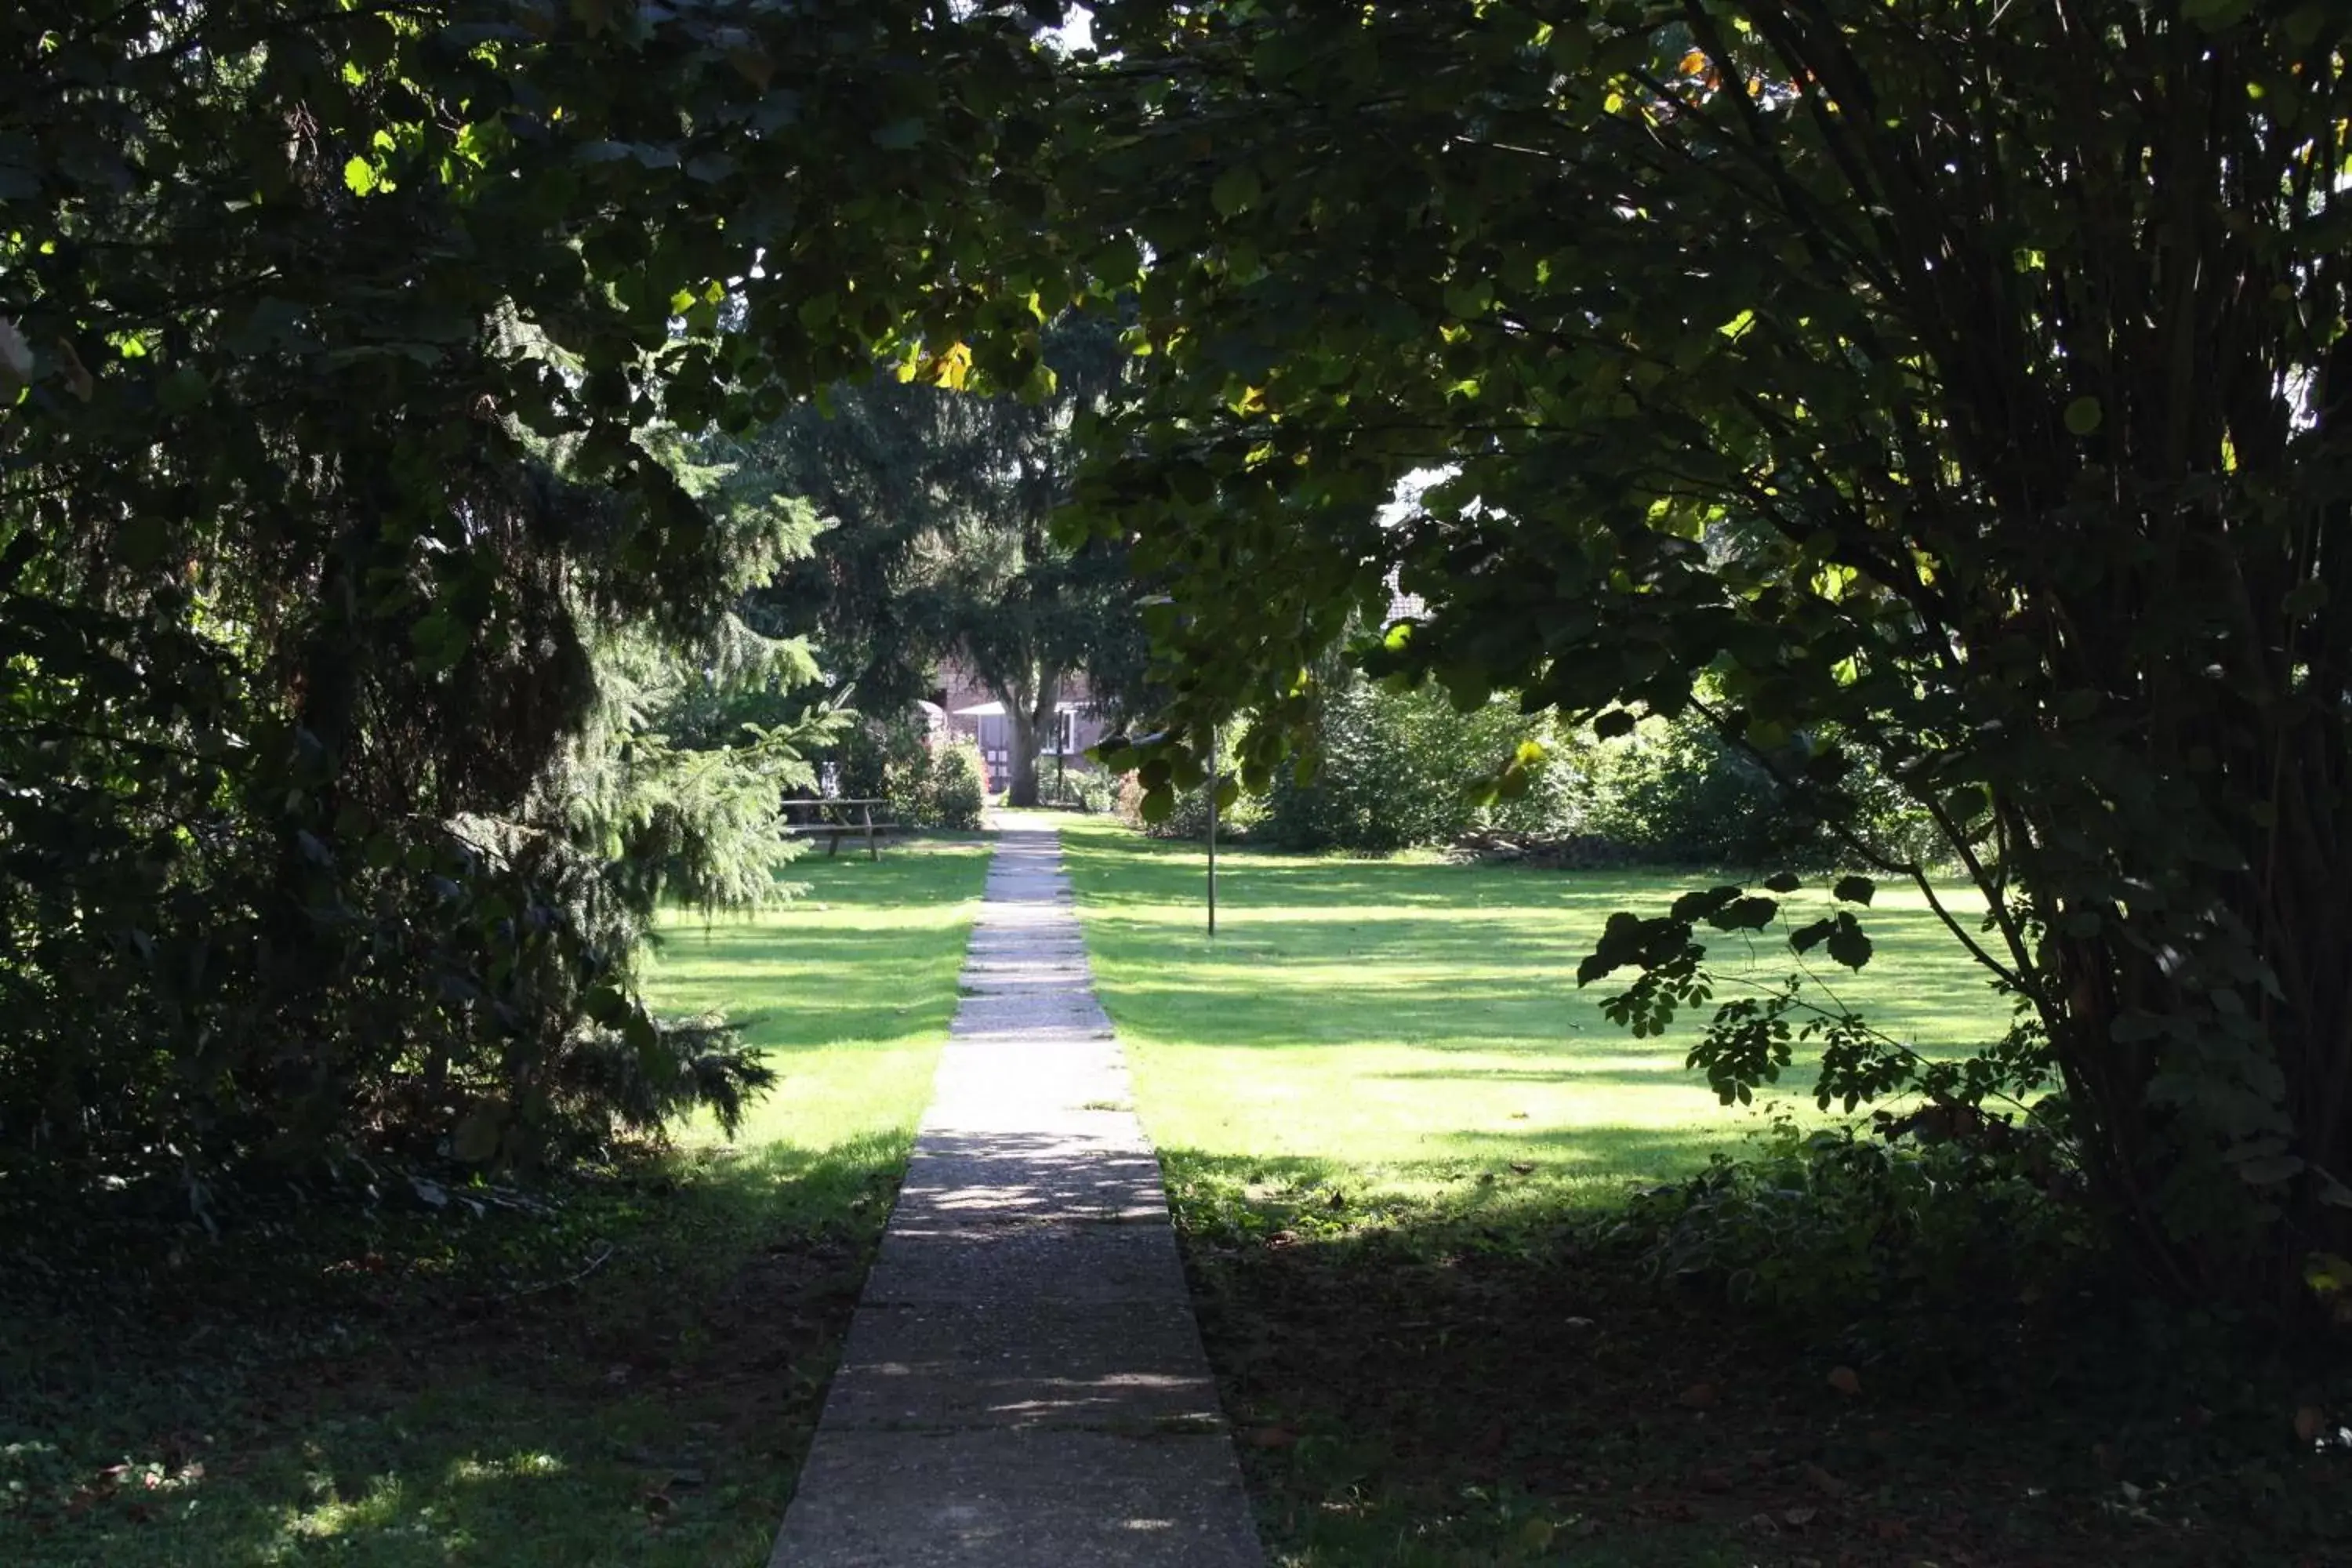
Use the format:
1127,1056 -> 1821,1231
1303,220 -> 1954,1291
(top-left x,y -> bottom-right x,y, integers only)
1253,679 -> 1561,852
1037,760 -> 1120,815
729,316 -> 1149,804
1132,671 -> 1907,862
833,718 -> 990,832
928,737 -> 992,831
1610,1112 -> 2092,1325
1070,0 -> 2352,1312
0,0 -> 1062,1194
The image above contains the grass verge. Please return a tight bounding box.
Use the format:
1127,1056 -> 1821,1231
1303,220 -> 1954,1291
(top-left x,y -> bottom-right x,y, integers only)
0,837 -> 987,1568
1065,821 -> 2348,1567
1062,818 -> 2004,1209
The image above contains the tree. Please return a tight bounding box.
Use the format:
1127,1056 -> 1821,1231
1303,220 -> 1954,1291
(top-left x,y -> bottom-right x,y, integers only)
1069,0 -> 2352,1310
728,315 -> 1149,805
0,0 -> 1065,1190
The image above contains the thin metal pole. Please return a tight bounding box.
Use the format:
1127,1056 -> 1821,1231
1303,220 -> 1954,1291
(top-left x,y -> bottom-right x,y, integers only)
1206,728 -> 1218,938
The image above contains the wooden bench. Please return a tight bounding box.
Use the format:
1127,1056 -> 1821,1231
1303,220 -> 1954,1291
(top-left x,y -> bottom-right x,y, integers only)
779,797 -> 903,861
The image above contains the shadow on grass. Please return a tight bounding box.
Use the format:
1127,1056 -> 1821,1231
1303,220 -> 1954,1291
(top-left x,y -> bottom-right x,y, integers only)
1158,1123 -> 1740,1207
0,1131 -> 908,1568
1157,1146 -> 2352,1568
1060,826 -> 2347,1565
2,839 -> 993,1567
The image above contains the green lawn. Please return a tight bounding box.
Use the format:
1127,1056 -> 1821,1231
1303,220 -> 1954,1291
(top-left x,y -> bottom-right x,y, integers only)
1062,818 -> 2007,1218
1062,822 -> 2323,1568
1,837 -> 987,1568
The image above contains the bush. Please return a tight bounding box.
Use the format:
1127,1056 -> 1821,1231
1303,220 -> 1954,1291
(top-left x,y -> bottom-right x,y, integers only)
830,715 -> 935,822
1141,780 -> 1265,840
1036,759 -> 1119,814
928,738 -> 989,830
1113,679 -> 1931,864
1577,713 -> 1808,865
1600,1111 -> 2092,1326
825,717 -> 990,829
1576,712 -> 1940,868
1258,680 -> 1565,851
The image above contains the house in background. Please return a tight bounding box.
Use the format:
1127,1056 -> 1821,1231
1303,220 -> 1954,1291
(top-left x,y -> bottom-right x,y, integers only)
930,659 -> 1109,796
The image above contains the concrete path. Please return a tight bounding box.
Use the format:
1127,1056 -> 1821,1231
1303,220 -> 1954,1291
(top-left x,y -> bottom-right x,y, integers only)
771,817 -> 1263,1567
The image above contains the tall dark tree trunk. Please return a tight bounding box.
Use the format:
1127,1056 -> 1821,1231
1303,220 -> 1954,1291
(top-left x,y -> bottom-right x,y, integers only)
1000,667 -> 1061,808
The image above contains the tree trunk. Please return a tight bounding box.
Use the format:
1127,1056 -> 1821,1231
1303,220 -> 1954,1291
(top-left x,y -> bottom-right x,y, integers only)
1000,667 -> 1061,808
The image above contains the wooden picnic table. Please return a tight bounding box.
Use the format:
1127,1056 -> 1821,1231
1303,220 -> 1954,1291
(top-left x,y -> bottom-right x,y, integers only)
779,797 -> 901,861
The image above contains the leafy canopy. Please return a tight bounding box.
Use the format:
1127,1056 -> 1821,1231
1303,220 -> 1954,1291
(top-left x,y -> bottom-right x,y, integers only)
0,0 -> 1067,1185
1066,0 -> 2352,1305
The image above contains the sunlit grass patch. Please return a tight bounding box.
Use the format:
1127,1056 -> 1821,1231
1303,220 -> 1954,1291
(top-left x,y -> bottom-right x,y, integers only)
1062,819 -> 2007,1214
4,837 -> 990,1568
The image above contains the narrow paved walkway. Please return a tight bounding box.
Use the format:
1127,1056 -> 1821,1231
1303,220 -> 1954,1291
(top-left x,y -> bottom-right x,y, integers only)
771,817 -> 1263,1566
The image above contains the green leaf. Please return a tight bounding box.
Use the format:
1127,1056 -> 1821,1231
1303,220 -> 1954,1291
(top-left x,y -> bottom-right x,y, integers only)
1211,165 -> 1261,217
1789,917 -> 1835,956
1831,875 -> 1875,906
872,118 -> 927,151
2063,395 -> 2103,436
157,365 -> 209,414
342,155 -> 379,197
452,1106 -> 503,1163
1708,895 -> 1779,931
1763,870 -> 1802,893
2232,1152 -> 2304,1185
1592,708 -> 1636,740
1824,913 -> 1873,970
409,609 -> 466,674
1443,277 -> 1493,319
2284,579 -> 2328,619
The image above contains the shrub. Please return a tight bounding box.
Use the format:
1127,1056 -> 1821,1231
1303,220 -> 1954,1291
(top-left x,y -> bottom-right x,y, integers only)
1577,713 -> 1807,865
1575,712 -> 1940,868
830,716 -> 935,823
1600,1110 -> 2092,1328
1134,779 -> 1262,840
1037,758 -> 1120,814
1257,679 -> 1565,851
927,737 -> 989,830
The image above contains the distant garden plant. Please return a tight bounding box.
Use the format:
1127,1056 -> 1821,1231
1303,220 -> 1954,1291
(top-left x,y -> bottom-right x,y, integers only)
927,739 -> 992,832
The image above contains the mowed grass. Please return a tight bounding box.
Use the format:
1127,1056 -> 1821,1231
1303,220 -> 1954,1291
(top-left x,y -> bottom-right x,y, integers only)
1,837 -> 986,1568
1065,824 -> 2350,1568
646,836 -> 991,1158
1061,818 -> 2007,1214
1063,822 -> 2075,1568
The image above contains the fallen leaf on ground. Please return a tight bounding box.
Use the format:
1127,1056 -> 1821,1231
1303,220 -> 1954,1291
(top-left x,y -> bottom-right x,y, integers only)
1802,1461 -> 1849,1497
1828,1365 -> 1861,1396
1246,1425 -> 1299,1449
2295,1406 -> 2325,1444
1783,1504 -> 1817,1526
1678,1381 -> 1718,1409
